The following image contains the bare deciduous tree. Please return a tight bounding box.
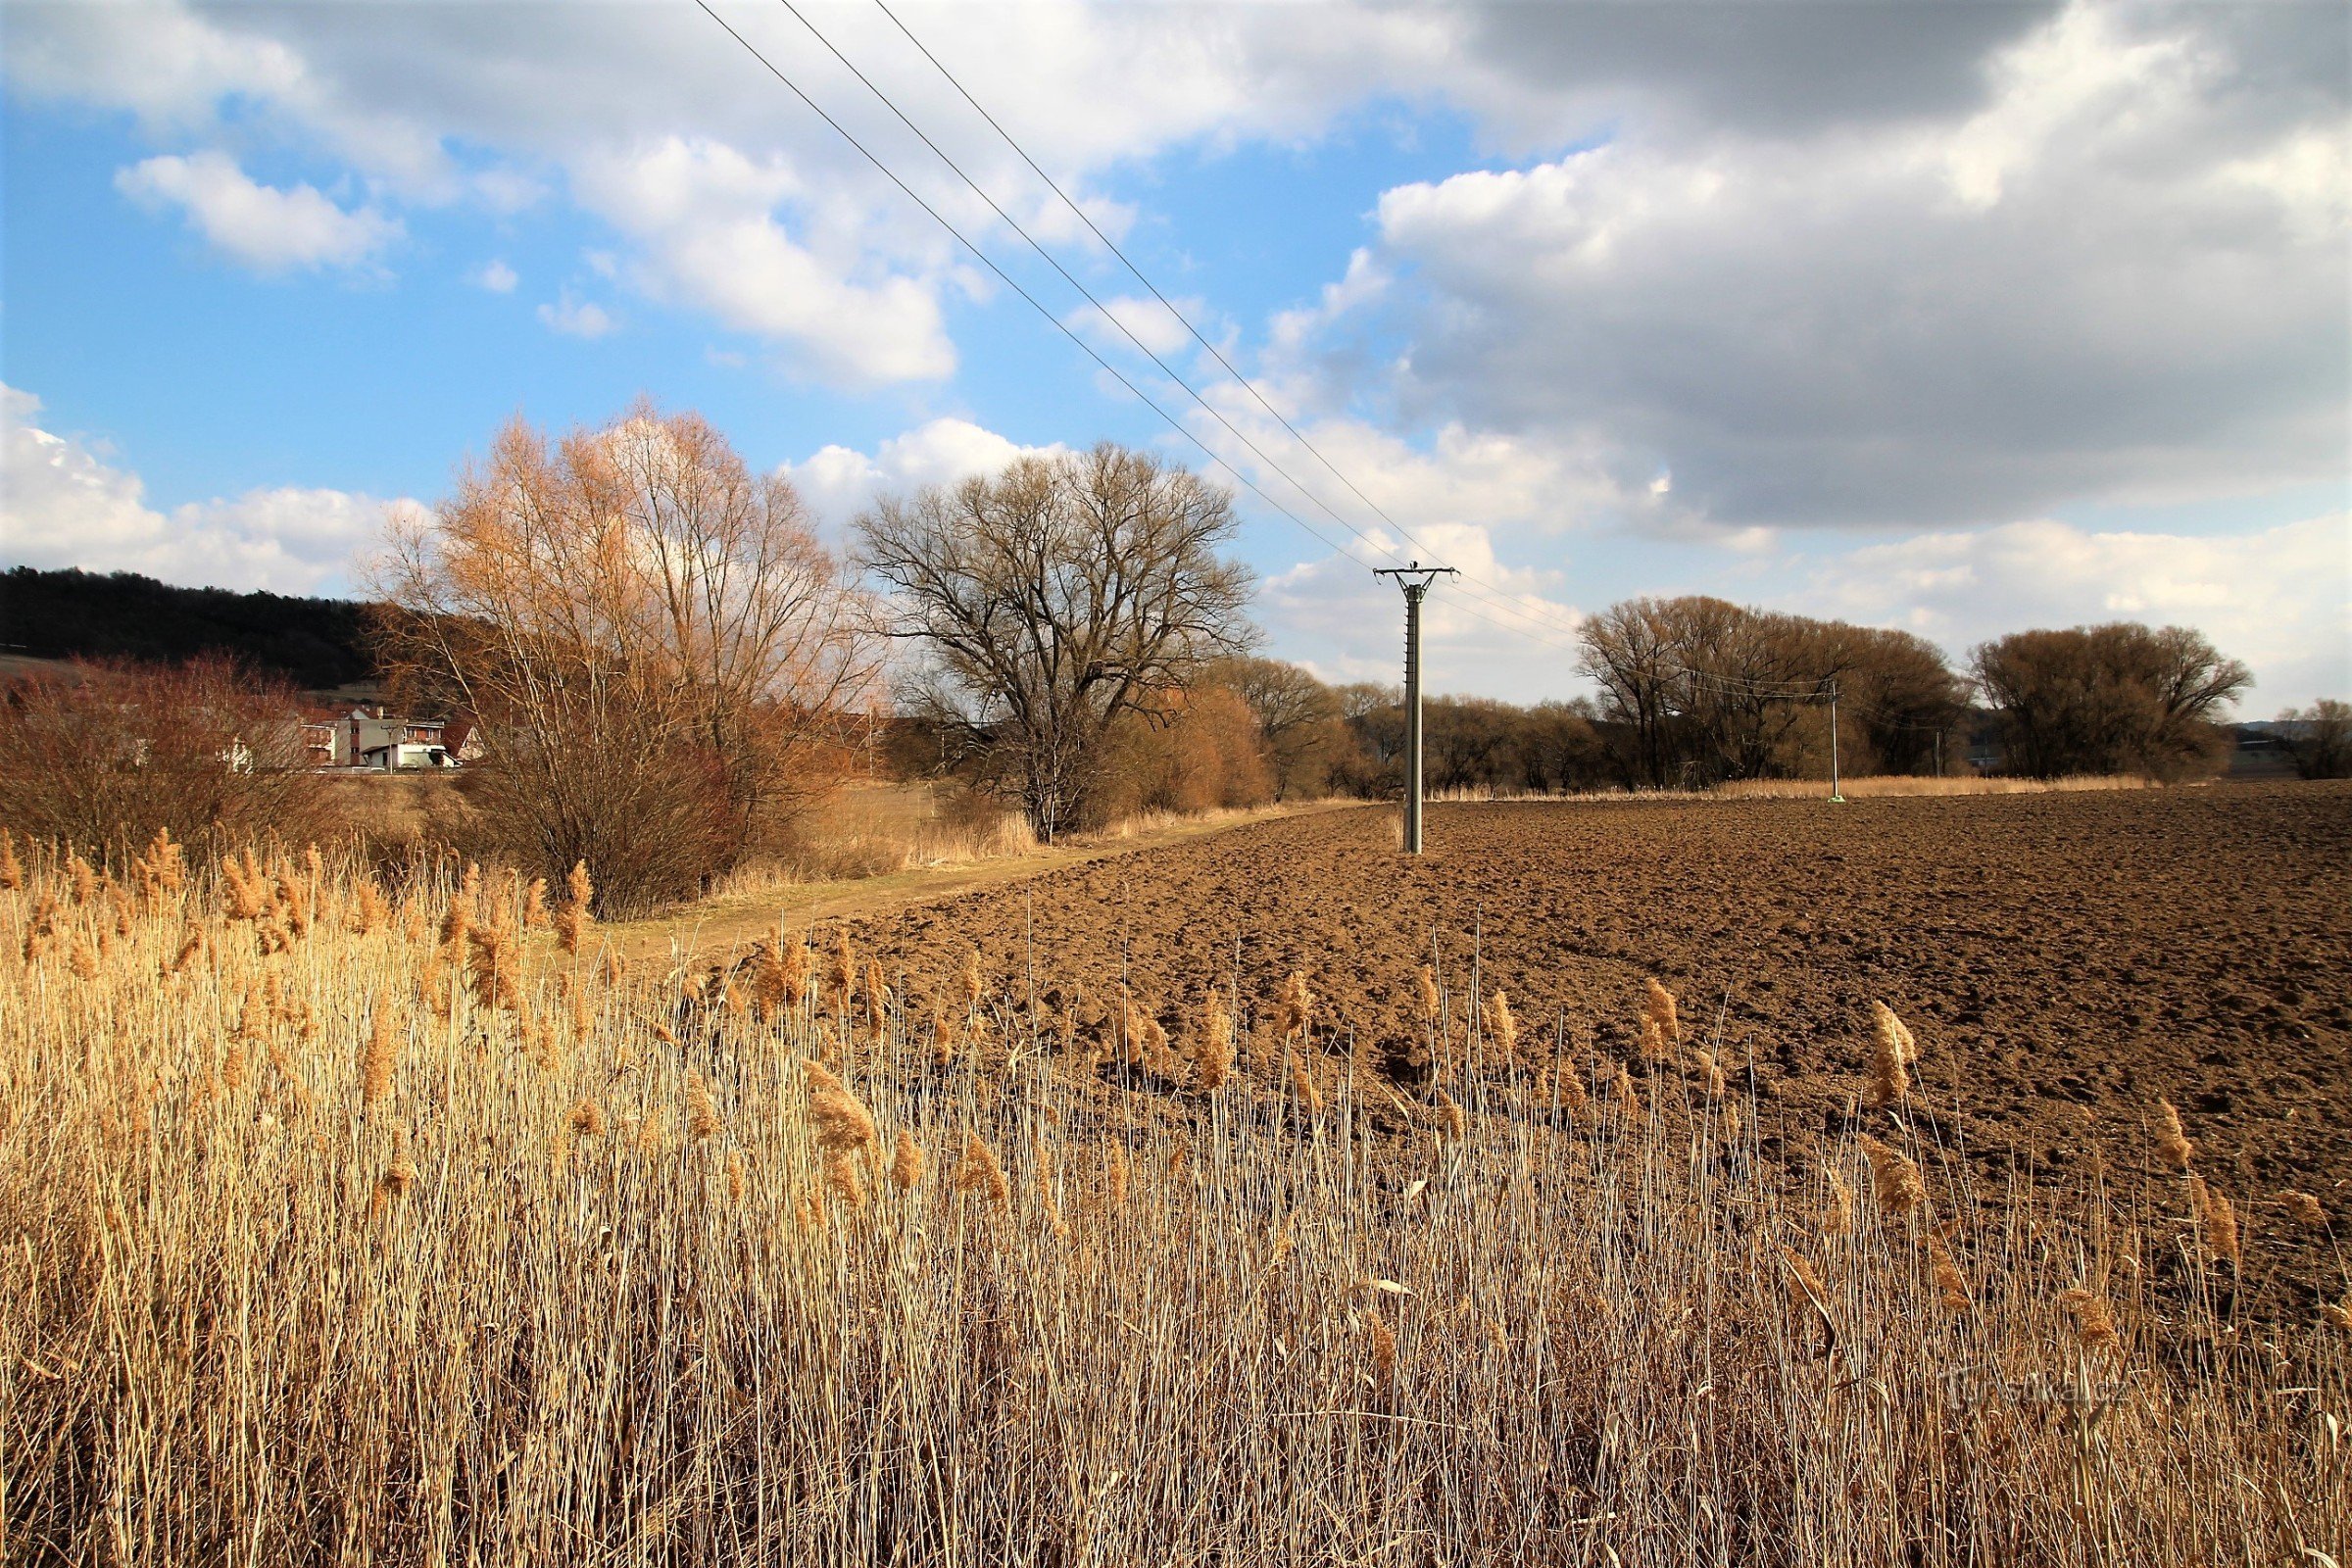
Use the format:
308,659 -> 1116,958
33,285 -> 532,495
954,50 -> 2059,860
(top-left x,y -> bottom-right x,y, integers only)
2278,699 -> 2351,779
370,404 -> 875,912
1973,622 -> 2249,780
855,444 -> 1255,839
0,657 -> 331,858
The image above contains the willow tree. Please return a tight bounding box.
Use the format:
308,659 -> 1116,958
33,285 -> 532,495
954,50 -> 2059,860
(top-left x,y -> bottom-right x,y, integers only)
371,404 -> 875,912
855,444 -> 1255,840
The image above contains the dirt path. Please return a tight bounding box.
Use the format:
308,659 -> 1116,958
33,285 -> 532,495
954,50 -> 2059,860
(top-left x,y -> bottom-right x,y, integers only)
601,799 -> 1369,963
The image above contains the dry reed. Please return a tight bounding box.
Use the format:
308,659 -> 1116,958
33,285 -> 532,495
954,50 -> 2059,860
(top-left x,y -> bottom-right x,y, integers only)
0,837 -> 2341,1568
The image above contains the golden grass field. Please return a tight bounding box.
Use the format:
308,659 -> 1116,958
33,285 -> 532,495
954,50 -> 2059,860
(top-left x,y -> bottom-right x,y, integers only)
2,828 -> 2345,1566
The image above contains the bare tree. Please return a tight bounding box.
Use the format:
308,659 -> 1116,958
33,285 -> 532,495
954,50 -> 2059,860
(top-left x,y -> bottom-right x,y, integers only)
370,404 -> 875,912
1218,657 -> 1348,800
1973,622 -> 2249,780
856,444 -> 1255,839
0,657 -> 332,858
2278,699 -> 2351,779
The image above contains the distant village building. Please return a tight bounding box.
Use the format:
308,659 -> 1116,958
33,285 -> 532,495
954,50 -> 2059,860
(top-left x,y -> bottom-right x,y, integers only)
298,707 -> 471,770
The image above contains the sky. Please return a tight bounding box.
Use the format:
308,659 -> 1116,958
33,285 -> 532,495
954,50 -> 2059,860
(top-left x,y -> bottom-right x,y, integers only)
2,0 -> 2347,710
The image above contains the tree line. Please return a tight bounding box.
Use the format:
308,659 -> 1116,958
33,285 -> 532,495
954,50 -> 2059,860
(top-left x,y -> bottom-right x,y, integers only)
2,403 -> 2327,913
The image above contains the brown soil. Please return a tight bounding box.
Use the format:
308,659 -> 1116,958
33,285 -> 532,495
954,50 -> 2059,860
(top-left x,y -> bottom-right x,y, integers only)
788,780 -> 2352,1316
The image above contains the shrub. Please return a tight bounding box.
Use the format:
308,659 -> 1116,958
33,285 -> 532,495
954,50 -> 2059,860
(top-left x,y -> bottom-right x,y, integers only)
0,656 -> 333,859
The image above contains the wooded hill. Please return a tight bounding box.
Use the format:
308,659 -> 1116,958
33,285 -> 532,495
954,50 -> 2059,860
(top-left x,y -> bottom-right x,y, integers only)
0,567 -> 377,690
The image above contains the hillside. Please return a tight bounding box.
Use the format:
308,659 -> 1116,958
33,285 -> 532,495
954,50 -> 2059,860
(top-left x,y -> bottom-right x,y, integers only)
0,566 -> 377,689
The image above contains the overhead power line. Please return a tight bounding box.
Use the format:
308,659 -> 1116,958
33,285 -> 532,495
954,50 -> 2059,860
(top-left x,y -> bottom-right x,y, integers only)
853,0 -> 1610,654
764,0 -> 1598,660
685,0 -> 1386,582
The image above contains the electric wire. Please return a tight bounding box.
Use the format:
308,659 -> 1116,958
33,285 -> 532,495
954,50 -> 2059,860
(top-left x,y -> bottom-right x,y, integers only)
857,0 -> 1616,651
686,0 -> 1386,583
771,0 -> 1605,657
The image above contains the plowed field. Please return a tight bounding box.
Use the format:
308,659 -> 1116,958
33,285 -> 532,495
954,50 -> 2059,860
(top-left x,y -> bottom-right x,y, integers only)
810,780 -> 2352,1314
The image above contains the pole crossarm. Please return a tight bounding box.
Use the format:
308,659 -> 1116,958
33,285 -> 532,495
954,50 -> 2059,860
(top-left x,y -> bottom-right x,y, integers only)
1371,564 -> 1460,591
1373,564 -> 1458,855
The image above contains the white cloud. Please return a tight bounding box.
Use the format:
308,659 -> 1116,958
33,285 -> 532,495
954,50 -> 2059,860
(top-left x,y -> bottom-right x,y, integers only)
1795,514 -> 2352,709
536,288 -> 616,339
781,418 -> 1070,536
114,151 -> 402,271
471,258 -> 517,293
1066,294 -> 1204,360
1286,2 -> 2349,536
1,384 -> 395,595
566,137 -> 952,384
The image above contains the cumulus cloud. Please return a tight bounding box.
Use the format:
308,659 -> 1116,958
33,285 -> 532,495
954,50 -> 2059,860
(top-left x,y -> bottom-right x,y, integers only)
1,384 -> 393,595
114,151 -> 402,271
1792,514 -> 2352,710
471,258 -> 517,293
1288,2 -> 2349,537
536,288 -> 617,339
780,418 -> 1070,537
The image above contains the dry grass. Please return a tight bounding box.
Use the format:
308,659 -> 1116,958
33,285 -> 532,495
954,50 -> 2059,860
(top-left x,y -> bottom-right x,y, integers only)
1713,773 -> 2153,799
1429,774 -> 2153,804
716,781 -> 1039,891
2,837 -> 2345,1566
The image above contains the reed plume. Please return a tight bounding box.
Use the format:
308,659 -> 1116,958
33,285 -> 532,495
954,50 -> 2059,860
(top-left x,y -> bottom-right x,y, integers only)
827,932 -> 856,1012
222,850 -> 270,921
1195,989 -> 1234,1092
67,851 -> 97,906
1859,1135 -> 1926,1222
1823,1165 -> 1857,1237
954,1128 -> 1010,1212
273,870 -> 310,939
1481,988 -> 1518,1059
347,881 -> 388,937
1435,1088 -> 1468,1142
1925,1226 -> 1970,1310
1610,1062 -> 1642,1116
1777,1243 -> 1829,1312
0,829 -> 19,891
824,1149 -> 867,1210
1104,1145 -> 1130,1209
1274,971 -> 1314,1040
890,1128 -> 924,1191
2188,1176 -> 2240,1267
555,861 -> 593,955
931,999 -> 958,1069
805,1060 -> 877,1155
2153,1099 -> 2195,1171
1692,1048 -> 1728,1101
1417,964 -> 1439,1021
753,940 -> 791,1018
685,1071 -> 723,1143
2322,1298 -> 2352,1333
568,1098 -> 608,1138
2278,1190 -> 2328,1228
1868,1001 -> 1913,1107
961,948 -> 987,1009
362,1008 -> 398,1110
1640,978 -> 1680,1060
2060,1286 -> 2121,1352
863,959 -> 890,1045
1367,1315 -> 1397,1388
369,1125 -> 417,1219
521,877 -> 550,929
1290,1056 -> 1325,1117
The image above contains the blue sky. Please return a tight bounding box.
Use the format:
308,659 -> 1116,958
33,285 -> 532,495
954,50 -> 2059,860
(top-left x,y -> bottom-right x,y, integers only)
4,0 -> 2347,708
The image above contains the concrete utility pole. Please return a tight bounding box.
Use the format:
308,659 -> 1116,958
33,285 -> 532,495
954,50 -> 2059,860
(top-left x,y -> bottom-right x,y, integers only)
1827,679 -> 1846,804
1373,562 -> 1458,854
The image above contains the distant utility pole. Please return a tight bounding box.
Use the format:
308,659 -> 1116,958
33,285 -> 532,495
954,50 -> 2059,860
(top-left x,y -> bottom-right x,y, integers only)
1373,562 -> 1459,854
1827,679 -> 1846,804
